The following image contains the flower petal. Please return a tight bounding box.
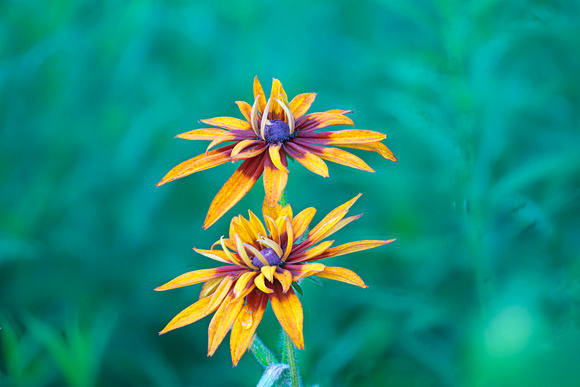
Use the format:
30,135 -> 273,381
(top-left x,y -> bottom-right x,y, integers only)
298,129 -> 386,145
201,117 -> 252,131
235,234 -> 259,270
290,207 -> 316,240
314,239 -> 396,260
176,128 -> 230,141
269,78 -> 286,120
205,274 -> 236,313
294,141 -> 375,172
207,291 -> 245,356
199,277 -> 224,298
314,266 -> 368,288
157,144 -> 234,186
307,194 -> 361,240
264,148 -> 289,208
248,210 -> 268,239
269,283 -> 304,349
282,217 -> 293,262
287,240 -> 334,263
230,290 -> 269,366
204,153 -> 266,229
284,262 -> 325,281
231,139 -> 262,158
230,142 -> 268,161
155,266 -> 245,291
236,101 -> 252,122
261,266 -> 276,283
268,144 -> 289,173
253,76 -> 267,113
284,142 -> 329,178
159,296 -> 213,334
193,248 -> 232,264
263,215 -> 280,245
233,271 -> 259,298
337,141 -> 397,162
262,196 -> 283,217
274,268 -> 293,293
296,112 -> 354,131
289,92 -> 317,120
254,273 -> 273,294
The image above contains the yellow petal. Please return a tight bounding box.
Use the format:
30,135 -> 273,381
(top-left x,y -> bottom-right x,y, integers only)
289,92 -> 317,120
159,296 -> 213,334
257,237 -> 283,258
298,129 -> 386,145
315,239 -> 396,260
290,207 -> 316,240
284,262 -> 325,281
338,141 -> 397,162
244,242 -> 269,267
284,142 -> 329,178
287,240 -> 334,263
230,290 -> 268,366
315,266 -> 368,288
253,76 -> 267,113
282,217 -> 293,262
203,154 -> 266,229
254,273 -> 273,294
155,266 -> 244,291
235,100 -> 252,122
207,292 -> 245,356
273,268 -> 293,293
233,271 -> 258,298
264,148 -> 289,208
235,234 -> 259,270
269,283 -> 304,349
307,194 -> 362,241
205,274 -> 236,313
199,277 -> 224,298
261,266 -> 276,282
201,117 -> 252,131
193,247 -> 232,264
263,215 -> 280,245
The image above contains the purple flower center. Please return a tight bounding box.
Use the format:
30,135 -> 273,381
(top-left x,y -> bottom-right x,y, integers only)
263,119 -> 293,143
251,247 -> 282,268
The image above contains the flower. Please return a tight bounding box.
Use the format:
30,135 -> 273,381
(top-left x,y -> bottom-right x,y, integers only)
157,77 -> 397,228
155,194 -> 395,366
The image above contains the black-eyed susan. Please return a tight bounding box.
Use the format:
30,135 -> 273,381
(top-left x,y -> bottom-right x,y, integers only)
157,77 -> 397,228
155,194 -> 395,365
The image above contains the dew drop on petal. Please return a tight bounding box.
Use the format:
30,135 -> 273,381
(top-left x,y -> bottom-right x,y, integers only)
241,313 -> 254,330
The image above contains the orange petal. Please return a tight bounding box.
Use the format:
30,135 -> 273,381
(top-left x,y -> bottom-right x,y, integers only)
230,290 -> 269,366
204,154 -> 266,229
314,239 -> 395,261
262,196 -> 283,217
207,291 -> 245,356
268,144 -> 289,173
159,296 -> 213,334
200,277 -> 224,298
205,274 -> 236,313
157,145 -> 234,186
284,262 -> 325,281
176,128 -> 229,140
254,272 -> 273,294
233,215 -> 260,247
155,266 -> 244,291
230,142 -> 268,161
296,112 -> 354,131
289,92 -> 317,119
286,240 -> 334,263
233,271 -> 259,298
236,101 -> 252,122
231,139 -> 262,158
307,194 -> 361,240
253,76 -> 267,113
268,283 -> 304,349
261,266 -> 276,283
205,135 -> 244,154
269,78 -> 286,120
201,117 -> 252,131
290,207 -> 316,240
295,142 -> 375,172
282,217 -> 293,261
298,129 -> 386,145
315,266 -> 368,288
338,141 -> 397,162
248,210 -> 268,239
284,142 -> 329,177
263,215 -> 280,245
264,149 -> 289,208
274,268 -> 293,293
194,247 -> 233,264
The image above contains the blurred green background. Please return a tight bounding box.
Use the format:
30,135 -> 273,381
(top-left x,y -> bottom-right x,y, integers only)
1,0 -> 579,386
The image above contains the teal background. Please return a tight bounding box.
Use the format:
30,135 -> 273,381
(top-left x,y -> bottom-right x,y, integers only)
1,0 -> 580,386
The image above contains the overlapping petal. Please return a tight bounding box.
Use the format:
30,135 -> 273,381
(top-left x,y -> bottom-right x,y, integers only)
156,194 -> 394,365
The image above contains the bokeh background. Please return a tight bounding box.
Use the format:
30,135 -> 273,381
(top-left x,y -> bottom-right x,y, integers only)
2,0 -> 579,386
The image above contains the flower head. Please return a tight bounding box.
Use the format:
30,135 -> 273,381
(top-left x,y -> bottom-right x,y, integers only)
155,194 -> 394,365
157,77 -> 397,228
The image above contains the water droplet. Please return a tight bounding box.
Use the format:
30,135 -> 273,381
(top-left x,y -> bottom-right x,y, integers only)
241,314 -> 254,330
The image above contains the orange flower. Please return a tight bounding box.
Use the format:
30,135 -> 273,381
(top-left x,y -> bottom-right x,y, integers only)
155,194 -> 395,366
157,77 -> 397,228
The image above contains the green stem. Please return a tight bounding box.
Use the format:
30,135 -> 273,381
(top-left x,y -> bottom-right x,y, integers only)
249,335 -> 278,369
282,330 -> 300,387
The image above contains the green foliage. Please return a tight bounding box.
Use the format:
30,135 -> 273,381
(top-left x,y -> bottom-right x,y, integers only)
1,0 -> 580,386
